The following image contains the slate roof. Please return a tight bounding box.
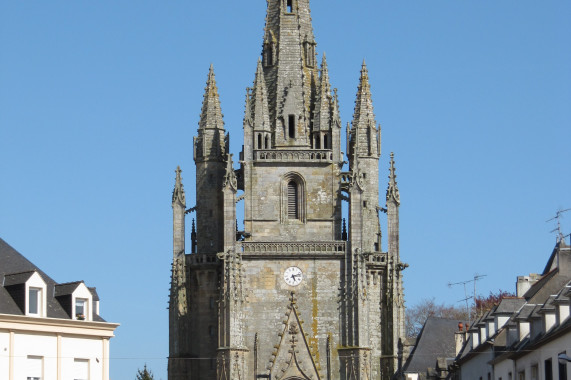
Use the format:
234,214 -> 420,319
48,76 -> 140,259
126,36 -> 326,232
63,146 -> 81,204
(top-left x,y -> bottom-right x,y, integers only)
0,238 -> 105,321
403,317 -> 459,373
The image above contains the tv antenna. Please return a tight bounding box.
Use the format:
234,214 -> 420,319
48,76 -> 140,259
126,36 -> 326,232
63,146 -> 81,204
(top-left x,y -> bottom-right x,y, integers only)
448,274 -> 487,324
547,208 -> 571,243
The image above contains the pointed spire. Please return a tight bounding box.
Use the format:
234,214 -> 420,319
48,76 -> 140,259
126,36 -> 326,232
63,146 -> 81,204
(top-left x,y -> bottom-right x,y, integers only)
352,61 -> 376,131
313,53 -> 333,132
199,64 -> 225,131
251,59 -> 271,131
172,166 -> 186,206
386,153 -> 400,205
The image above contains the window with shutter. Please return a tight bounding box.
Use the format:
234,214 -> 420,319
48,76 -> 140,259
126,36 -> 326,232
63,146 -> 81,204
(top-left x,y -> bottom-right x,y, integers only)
287,181 -> 298,219
74,358 -> 89,380
27,356 -> 42,380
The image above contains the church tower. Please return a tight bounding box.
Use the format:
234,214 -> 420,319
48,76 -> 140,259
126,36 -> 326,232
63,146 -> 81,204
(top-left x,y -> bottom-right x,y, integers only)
169,1 -> 408,379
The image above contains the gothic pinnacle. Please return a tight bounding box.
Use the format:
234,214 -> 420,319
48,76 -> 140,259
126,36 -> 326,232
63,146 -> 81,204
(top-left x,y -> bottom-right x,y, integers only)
251,58 -> 271,131
172,166 -> 186,206
352,60 -> 375,131
199,64 -> 225,131
386,153 -> 400,205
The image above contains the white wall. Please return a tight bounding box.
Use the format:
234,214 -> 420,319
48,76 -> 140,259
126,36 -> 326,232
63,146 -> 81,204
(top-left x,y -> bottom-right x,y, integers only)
0,315 -> 117,380
0,331 -> 10,380
61,336 -> 105,380
13,333 -> 57,380
514,334 -> 570,380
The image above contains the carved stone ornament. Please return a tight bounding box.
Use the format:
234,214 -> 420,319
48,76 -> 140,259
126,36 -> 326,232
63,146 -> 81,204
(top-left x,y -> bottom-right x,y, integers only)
223,154 -> 238,191
267,293 -> 321,380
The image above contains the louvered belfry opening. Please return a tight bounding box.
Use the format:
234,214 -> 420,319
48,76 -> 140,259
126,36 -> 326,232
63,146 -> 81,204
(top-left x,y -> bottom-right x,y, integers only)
287,181 -> 299,219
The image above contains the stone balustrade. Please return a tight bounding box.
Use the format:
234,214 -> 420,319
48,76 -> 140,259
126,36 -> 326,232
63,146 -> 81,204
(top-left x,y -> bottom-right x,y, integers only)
255,149 -> 334,163
241,241 -> 346,257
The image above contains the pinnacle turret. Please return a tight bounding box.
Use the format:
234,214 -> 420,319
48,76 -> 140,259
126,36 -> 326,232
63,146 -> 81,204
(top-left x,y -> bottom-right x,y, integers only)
349,61 -> 380,159
250,59 -> 271,133
352,61 -> 376,131
387,153 -> 400,205
313,54 -> 333,133
172,166 -> 186,207
199,65 -> 225,131
195,65 -> 227,162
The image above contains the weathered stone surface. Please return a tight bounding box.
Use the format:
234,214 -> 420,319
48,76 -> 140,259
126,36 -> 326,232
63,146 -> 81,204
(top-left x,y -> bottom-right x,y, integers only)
169,1 -> 407,379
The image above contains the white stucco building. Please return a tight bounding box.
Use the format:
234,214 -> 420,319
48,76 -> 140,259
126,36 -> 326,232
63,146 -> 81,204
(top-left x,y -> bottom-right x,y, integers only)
450,238 -> 571,380
0,238 -> 119,380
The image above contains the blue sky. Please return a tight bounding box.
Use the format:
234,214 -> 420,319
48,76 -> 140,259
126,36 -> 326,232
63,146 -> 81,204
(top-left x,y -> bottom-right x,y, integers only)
1,1 -> 570,379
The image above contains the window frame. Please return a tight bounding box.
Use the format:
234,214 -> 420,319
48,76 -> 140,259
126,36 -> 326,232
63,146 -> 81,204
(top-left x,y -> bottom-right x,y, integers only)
281,173 -> 306,223
28,287 -> 42,316
75,298 -> 88,320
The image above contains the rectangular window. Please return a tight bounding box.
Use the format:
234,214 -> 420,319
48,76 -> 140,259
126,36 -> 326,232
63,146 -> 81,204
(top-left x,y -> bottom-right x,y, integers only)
286,0 -> 293,13
531,365 -> 538,380
29,288 -> 41,315
288,115 -> 295,138
546,359 -> 553,380
76,298 -> 87,320
287,181 -> 299,219
560,355 -> 568,380
74,358 -> 89,380
27,355 -> 43,380
518,371 -> 525,380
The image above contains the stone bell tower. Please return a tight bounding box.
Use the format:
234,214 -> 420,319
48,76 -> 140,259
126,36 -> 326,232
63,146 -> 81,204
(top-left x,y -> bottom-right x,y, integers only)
169,1 -> 408,379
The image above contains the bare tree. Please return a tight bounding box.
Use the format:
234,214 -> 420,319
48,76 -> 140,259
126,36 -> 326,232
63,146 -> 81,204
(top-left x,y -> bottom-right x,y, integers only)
405,298 -> 469,338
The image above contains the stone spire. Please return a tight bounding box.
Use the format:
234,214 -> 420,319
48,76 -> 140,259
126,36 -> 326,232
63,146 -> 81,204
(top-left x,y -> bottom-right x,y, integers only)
199,64 -> 225,131
313,53 -> 332,133
251,59 -> 271,134
195,65 -> 227,162
261,0 -> 319,147
350,61 -> 380,158
386,153 -> 400,205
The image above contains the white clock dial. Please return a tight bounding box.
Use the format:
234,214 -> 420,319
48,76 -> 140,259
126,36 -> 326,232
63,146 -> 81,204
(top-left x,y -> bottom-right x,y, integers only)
284,266 -> 303,286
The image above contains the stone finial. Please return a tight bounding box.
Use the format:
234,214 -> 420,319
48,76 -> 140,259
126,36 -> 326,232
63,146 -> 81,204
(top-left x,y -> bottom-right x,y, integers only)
172,166 -> 186,206
199,64 -> 225,131
386,153 -> 400,205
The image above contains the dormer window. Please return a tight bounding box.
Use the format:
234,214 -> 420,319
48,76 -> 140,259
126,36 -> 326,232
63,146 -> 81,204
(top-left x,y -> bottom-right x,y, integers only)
3,271 -> 48,317
28,288 -> 42,316
76,298 -> 88,320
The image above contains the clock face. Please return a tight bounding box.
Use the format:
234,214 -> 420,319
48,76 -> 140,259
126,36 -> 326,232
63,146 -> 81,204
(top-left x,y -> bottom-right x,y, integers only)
284,266 -> 303,286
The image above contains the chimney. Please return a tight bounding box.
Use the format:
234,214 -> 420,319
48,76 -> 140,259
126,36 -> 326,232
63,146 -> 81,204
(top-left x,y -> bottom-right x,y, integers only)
455,322 -> 467,356
516,274 -> 540,297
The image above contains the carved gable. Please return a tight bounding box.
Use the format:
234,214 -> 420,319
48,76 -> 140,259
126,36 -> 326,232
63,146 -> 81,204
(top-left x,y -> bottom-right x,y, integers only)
267,294 -> 321,380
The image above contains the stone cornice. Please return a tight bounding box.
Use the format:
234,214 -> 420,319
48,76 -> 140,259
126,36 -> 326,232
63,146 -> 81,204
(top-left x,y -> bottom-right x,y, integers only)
0,313 -> 119,338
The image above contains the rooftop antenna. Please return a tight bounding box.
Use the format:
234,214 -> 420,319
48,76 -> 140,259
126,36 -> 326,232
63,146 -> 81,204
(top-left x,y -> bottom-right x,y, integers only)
547,208 -> 571,243
448,273 -> 487,324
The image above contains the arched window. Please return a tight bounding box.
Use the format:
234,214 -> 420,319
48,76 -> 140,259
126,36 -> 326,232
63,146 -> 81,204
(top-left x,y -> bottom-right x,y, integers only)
324,134 -> 329,149
282,173 -> 305,223
265,135 -> 270,149
257,134 -> 262,149
287,181 -> 299,219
